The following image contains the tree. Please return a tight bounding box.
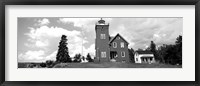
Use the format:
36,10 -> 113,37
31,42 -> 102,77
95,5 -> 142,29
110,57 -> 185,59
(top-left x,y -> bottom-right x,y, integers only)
150,41 -> 156,53
149,41 -> 159,61
82,56 -> 85,61
128,48 -> 135,63
137,48 -> 143,51
86,53 -> 93,62
157,44 -> 167,63
145,47 -> 151,51
40,62 -> 46,67
73,53 -> 82,62
175,35 -> 182,65
46,60 -> 54,68
156,35 -> 182,65
56,35 -> 72,63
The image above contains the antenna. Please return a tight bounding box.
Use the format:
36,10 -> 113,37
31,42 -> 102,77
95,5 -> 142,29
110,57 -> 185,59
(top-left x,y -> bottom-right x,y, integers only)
81,25 -> 83,62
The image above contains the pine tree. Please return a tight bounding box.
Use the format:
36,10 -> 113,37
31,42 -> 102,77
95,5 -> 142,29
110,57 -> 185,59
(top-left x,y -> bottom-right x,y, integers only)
128,48 -> 135,63
150,41 -> 156,53
175,35 -> 182,65
56,35 -> 71,63
150,41 -> 159,61
86,53 -> 93,62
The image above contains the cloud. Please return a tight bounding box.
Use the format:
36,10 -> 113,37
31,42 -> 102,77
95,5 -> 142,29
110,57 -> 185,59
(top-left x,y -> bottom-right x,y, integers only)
18,50 -> 58,62
35,40 -> 49,47
58,18 -> 112,32
24,25 -> 90,59
58,18 -> 96,27
83,44 -> 95,58
37,18 -> 50,26
18,18 -> 182,62
24,26 -> 82,48
25,26 -> 81,38
45,51 -> 57,61
18,50 -> 45,62
108,18 -> 182,49
69,43 -> 95,58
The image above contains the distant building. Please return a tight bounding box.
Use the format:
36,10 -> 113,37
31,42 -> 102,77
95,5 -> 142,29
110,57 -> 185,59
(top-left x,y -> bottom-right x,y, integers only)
94,19 -> 129,63
134,51 -> 155,64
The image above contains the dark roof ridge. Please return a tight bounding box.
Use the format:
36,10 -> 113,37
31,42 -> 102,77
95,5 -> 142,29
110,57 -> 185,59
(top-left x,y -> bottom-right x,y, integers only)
135,51 -> 154,54
109,33 -> 129,44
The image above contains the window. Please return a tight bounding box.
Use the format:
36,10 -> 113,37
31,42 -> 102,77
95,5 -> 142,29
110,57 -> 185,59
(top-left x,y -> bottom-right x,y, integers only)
101,52 -> 106,58
136,58 -> 138,61
121,42 -> 124,48
113,42 -> 117,48
100,34 -> 106,39
121,51 -> 125,57
117,37 -> 120,40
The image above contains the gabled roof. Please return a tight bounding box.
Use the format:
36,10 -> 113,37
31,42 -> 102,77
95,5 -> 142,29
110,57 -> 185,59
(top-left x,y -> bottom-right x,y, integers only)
109,33 -> 129,44
109,36 -> 114,40
135,51 -> 154,54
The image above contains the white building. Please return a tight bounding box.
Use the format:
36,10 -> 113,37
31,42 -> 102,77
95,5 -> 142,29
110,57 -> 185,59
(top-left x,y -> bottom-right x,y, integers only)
134,51 -> 155,64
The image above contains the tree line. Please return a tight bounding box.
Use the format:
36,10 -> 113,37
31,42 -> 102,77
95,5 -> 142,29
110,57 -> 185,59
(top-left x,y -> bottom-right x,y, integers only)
36,35 -> 181,68
27,35 -> 93,68
128,35 -> 182,65
56,35 -> 93,63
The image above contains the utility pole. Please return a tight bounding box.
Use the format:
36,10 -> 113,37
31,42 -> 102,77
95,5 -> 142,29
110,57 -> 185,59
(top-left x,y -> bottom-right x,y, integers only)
81,25 -> 84,62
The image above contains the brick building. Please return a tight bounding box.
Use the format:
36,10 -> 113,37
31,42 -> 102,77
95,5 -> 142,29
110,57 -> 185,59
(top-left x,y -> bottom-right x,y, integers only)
94,19 -> 129,62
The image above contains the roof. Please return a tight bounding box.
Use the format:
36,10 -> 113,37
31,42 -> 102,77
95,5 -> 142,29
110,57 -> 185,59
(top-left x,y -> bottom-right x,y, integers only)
140,56 -> 154,58
135,51 -> 154,54
109,36 -> 114,40
109,33 -> 129,44
98,19 -> 105,24
96,18 -> 109,25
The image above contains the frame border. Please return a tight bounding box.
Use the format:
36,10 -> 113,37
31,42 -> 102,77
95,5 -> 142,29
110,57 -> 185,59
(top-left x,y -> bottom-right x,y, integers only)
0,0 -> 199,86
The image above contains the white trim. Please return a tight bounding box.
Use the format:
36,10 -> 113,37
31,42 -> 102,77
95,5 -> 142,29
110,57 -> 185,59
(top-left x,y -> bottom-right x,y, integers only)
121,42 -> 124,48
100,34 -> 106,39
101,52 -> 106,58
121,51 -> 125,57
113,42 -> 117,48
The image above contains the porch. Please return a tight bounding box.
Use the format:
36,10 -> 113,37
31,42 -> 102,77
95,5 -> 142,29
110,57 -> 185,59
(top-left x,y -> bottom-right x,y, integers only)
141,56 -> 154,64
110,51 -> 117,62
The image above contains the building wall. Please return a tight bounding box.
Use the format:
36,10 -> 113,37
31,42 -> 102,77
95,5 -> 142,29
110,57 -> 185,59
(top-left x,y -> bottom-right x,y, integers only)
95,25 -> 110,62
110,36 -> 129,62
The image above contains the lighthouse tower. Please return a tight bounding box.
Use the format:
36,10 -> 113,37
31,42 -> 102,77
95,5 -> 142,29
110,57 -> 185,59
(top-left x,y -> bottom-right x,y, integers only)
94,18 -> 110,62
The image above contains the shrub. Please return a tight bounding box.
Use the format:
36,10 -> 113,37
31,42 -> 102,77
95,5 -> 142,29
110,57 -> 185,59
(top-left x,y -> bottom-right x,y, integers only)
46,60 -> 55,68
40,63 -> 47,67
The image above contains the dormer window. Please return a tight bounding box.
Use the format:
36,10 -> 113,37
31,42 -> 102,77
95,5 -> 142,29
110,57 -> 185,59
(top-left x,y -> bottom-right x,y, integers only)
117,37 -> 120,40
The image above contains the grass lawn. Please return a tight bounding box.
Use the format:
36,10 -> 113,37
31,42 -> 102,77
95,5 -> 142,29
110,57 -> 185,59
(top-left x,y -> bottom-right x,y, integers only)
18,62 -> 42,68
53,62 -> 182,68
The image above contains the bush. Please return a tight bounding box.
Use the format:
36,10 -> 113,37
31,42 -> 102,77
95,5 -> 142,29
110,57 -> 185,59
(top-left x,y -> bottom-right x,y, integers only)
73,54 -> 82,63
86,53 -> 93,62
27,63 -> 36,68
40,63 -> 46,67
46,60 -> 55,68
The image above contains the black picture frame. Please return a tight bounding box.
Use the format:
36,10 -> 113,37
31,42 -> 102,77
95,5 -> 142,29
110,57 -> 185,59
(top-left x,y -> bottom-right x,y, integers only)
0,0 -> 199,86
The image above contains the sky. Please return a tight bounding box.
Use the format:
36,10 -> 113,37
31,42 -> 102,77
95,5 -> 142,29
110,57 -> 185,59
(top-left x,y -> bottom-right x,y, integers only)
17,18 -> 182,62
